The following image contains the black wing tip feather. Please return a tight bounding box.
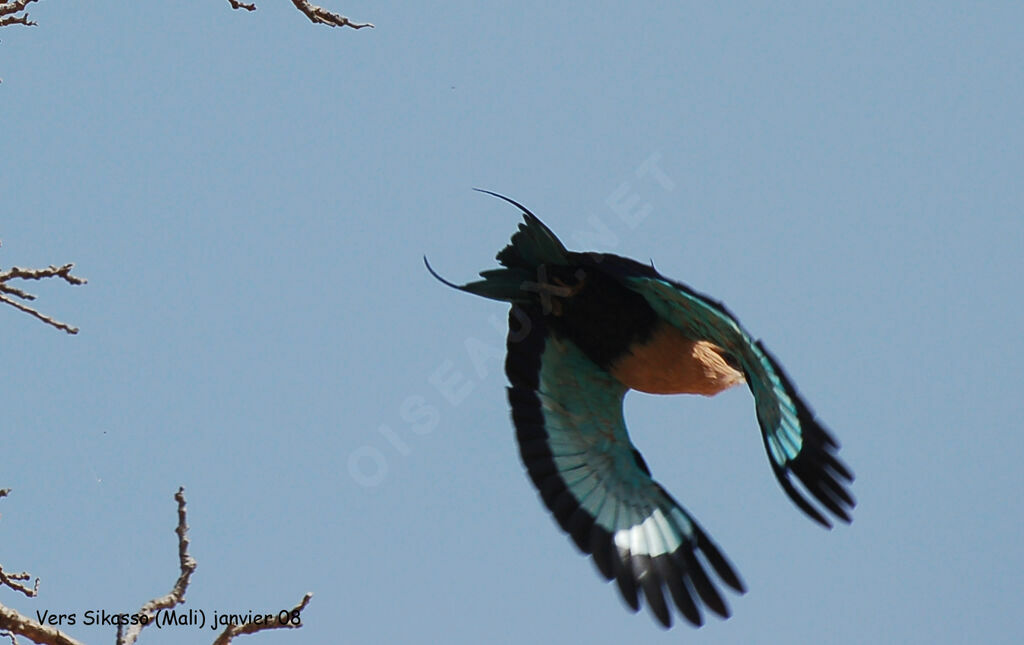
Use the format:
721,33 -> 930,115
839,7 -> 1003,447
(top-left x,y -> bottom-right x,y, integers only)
692,533 -> 747,597
607,535 -> 743,629
679,550 -> 729,619
612,552 -> 641,612
787,415 -> 856,527
658,484 -> 748,596
634,555 -> 672,627
769,428 -> 857,529
756,342 -> 857,528
520,480 -> 748,629
526,469 -> 746,628
655,554 -> 703,627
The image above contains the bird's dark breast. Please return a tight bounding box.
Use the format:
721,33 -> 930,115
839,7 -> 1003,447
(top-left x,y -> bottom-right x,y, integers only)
541,264 -> 659,371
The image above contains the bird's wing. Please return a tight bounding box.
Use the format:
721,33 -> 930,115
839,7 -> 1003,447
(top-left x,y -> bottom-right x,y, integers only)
505,303 -> 745,628
614,270 -> 855,528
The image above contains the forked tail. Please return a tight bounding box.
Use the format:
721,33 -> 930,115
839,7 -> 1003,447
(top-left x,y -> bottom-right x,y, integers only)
425,190 -> 570,303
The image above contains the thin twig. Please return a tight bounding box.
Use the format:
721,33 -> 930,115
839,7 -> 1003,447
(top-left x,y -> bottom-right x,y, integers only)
0,13 -> 33,26
290,0 -> 373,28
0,489 -> 84,644
118,487 -> 198,645
0,263 -> 86,334
0,264 -> 87,284
227,0 -> 256,11
211,593 -> 313,645
0,0 -> 38,26
0,493 -> 41,598
0,293 -> 79,334
0,567 -> 39,597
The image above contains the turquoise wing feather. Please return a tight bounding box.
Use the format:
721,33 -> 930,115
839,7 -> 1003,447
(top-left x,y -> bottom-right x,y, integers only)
615,270 -> 855,528
506,303 -> 745,628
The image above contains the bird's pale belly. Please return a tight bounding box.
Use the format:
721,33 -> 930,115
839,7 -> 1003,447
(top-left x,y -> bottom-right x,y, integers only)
609,321 -> 745,395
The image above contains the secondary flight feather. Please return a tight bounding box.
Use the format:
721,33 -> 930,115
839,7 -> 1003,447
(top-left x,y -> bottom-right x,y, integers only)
426,190 -> 854,628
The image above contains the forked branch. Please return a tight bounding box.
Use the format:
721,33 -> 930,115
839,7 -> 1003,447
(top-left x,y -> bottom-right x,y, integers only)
0,260 -> 86,334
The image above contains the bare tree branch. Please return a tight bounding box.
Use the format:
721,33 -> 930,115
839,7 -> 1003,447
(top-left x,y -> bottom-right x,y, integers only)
211,593 -> 312,645
0,260 -> 87,334
0,0 -> 38,27
290,0 -> 373,28
117,487 -> 197,645
0,492 -> 86,645
0,567 -> 39,598
0,605 -> 86,645
0,13 -> 34,27
2,1 -> 372,29
2,487 -> 311,644
0,294 -> 78,334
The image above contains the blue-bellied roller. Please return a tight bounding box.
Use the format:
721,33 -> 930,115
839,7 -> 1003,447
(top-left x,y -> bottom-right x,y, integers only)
426,191 -> 854,628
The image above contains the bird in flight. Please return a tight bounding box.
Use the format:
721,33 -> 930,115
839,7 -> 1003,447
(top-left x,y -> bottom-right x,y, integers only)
426,191 -> 854,628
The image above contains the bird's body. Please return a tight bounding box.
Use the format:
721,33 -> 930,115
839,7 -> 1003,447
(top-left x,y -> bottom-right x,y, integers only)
610,320 -> 745,395
427,191 -> 854,628
519,258 -> 746,396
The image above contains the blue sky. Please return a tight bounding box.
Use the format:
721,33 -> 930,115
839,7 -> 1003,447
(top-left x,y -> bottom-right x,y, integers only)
3,2 -> 1022,643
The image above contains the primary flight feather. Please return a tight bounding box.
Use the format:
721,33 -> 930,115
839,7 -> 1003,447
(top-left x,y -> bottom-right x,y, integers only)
426,190 -> 854,628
